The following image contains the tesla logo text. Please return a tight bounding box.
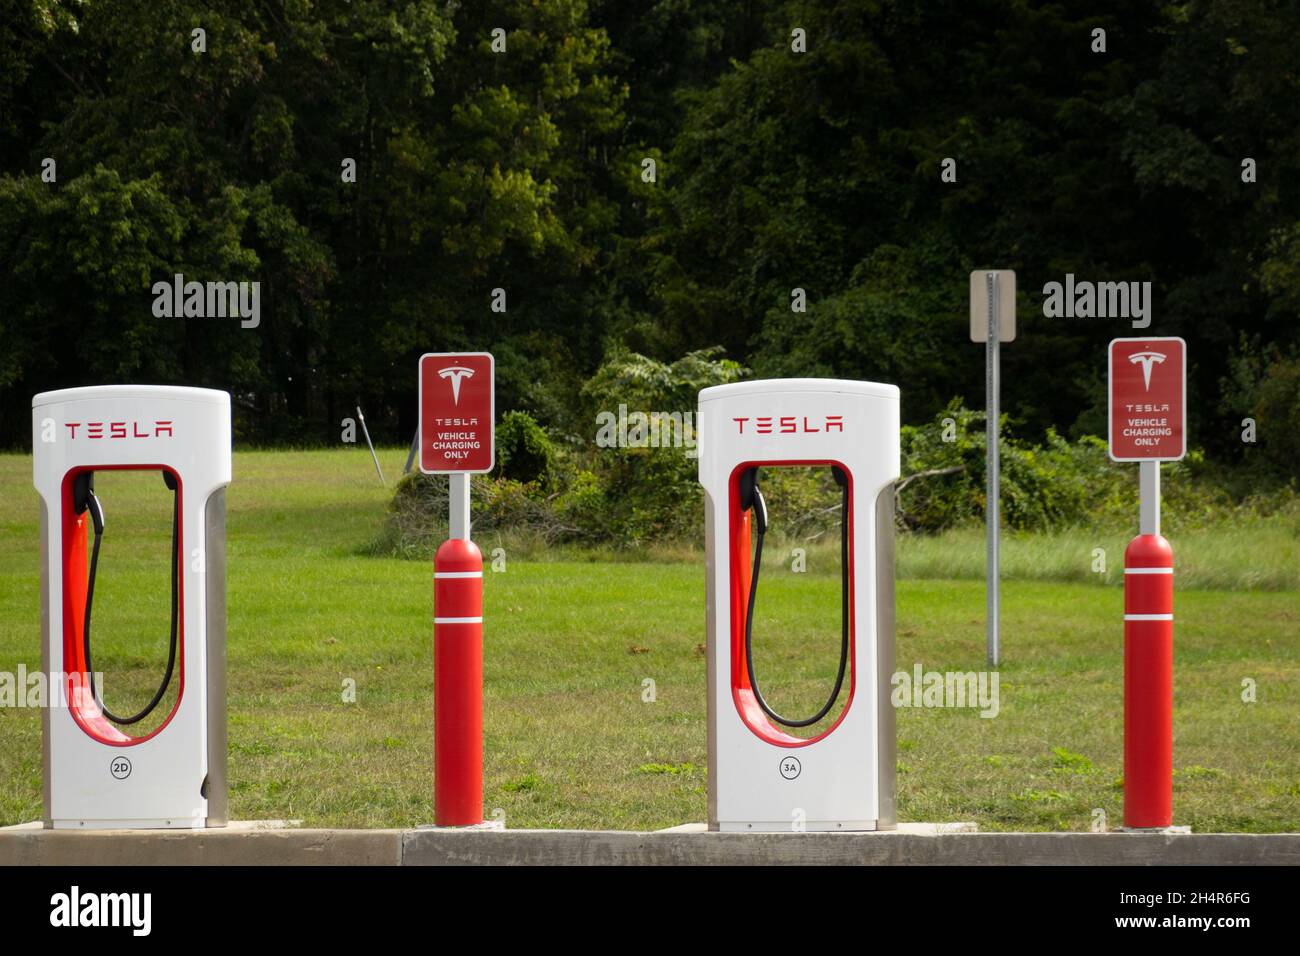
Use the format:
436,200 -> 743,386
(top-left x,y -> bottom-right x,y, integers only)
732,415 -> 843,434
64,421 -> 174,439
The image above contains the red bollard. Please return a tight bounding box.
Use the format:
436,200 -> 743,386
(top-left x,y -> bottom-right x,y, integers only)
434,538 -> 484,826
1123,533 -> 1174,828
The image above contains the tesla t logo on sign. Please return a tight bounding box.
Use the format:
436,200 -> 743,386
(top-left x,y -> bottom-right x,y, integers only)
419,352 -> 495,473
1108,337 -> 1186,462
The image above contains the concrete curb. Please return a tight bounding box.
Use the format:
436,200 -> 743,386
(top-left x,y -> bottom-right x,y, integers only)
0,827 -> 402,866
399,829 -> 1300,866
2,825 -> 1298,866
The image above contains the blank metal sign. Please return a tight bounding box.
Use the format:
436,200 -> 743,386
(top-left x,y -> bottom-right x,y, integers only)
969,270 -> 1016,342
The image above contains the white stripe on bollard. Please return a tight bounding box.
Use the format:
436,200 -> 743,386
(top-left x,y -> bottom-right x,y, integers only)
1124,613 -> 1173,621
434,616 -> 483,624
1124,567 -> 1173,574
434,571 -> 483,579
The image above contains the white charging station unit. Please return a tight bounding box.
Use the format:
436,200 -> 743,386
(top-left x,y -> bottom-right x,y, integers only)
698,379 -> 899,832
33,386 -> 230,829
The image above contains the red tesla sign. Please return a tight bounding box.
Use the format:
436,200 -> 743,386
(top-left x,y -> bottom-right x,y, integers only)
1108,337 -> 1186,462
419,352 -> 495,473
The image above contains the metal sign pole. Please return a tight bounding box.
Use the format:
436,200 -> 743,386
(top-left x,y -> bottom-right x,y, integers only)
357,406 -> 386,486
1139,460 -> 1160,535
449,472 -> 471,540
404,428 -> 420,475
969,269 -> 1014,665
985,272 -> 1001,667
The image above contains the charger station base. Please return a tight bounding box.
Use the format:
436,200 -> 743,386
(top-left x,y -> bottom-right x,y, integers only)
417,819 -> 506,832
663,821 -> 977,835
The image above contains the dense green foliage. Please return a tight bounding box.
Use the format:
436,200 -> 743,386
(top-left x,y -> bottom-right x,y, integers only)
375,351 -> 1295,551
894,402 -> 1275,534
377,390 -> 1297,553
374,347 -> 743,552
495,410 -> 555,485
2,1 -> 1297,488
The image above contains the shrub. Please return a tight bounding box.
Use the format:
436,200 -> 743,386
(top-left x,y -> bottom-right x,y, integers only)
1220,340 -> 1300,482
496,411 -> 554,485
898,401 -> 1231,534
369,357 -> 1272,554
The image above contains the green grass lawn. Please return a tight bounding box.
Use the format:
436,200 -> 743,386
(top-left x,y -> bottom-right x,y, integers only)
0,448 -> 1296,831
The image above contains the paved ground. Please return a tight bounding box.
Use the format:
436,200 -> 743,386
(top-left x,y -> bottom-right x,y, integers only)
2,822 -> 1297,865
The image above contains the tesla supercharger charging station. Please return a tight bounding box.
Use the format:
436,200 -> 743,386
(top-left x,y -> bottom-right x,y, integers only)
33,386 -> 231,829
698,379 -> 899,832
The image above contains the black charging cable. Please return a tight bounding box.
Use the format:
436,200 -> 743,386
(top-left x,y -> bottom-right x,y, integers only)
741,465 -> 851,728
75,471 -> 181,725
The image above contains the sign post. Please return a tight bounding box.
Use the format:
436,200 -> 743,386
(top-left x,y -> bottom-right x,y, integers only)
1108,336 -> 1186,829
419,352 -> 495,827
356,405 -> 385,486
971,270 -> 1015,666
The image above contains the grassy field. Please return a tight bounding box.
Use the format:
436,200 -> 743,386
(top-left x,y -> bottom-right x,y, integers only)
0,448 -> 1296,831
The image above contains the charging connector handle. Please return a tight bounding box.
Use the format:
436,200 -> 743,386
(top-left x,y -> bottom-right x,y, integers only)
79,472 -> 181,726
742,467 -> 851,728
